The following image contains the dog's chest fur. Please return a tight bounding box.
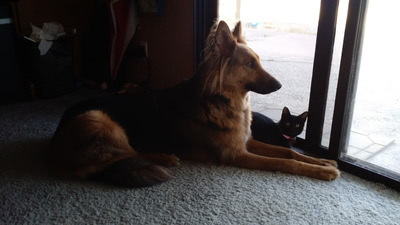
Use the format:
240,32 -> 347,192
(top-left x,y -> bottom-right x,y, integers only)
182,92 -> 252,161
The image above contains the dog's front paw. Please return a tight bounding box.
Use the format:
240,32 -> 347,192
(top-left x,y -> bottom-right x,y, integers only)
318,166 -> 340,181
320,159 -> 338,168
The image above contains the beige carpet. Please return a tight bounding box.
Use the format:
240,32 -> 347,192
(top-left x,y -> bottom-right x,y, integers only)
1,88 -> 399,225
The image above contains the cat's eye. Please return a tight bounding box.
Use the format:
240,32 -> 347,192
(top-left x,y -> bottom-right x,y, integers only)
286,122 -> 290,127
295,124 -> 300,128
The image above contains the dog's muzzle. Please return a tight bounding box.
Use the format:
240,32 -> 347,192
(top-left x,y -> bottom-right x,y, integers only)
247,76 -> 282,94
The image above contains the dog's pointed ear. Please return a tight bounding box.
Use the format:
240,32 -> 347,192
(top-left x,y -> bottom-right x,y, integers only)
233,21 -> 246,43
215,21 -> 236,57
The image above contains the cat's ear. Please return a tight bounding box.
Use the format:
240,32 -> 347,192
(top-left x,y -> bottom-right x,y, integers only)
281,107 -> 290,120
282,107 -> 290,116
299,111 -> 308,121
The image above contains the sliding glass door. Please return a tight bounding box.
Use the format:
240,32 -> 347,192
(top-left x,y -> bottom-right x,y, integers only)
329,0 -> 400,187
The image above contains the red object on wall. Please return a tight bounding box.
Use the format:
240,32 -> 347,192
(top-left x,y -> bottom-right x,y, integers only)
106,0 -> 138,80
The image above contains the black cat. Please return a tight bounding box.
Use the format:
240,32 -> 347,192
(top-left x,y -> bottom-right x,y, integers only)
251,107 -> 308,148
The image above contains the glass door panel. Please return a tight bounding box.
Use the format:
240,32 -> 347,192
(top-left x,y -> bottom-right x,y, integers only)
340,0 -> 400,176
321,0 -> 349,147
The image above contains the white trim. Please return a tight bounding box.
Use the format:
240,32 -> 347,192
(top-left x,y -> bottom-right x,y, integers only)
0,18 -> 12,25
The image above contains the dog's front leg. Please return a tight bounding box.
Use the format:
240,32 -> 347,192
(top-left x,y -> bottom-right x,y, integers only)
231,151 -> 340,181
247,138 -> 337,167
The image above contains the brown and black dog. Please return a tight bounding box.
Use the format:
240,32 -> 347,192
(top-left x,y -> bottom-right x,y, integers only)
48,21 -> 340,187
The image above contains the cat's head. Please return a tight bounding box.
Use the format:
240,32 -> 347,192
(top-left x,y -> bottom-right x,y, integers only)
279,107 -> 308,139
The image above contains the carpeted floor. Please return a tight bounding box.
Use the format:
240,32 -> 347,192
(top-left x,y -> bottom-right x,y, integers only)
1,88 -> 399,225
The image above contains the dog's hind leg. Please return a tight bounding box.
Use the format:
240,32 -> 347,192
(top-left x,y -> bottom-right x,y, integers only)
93,155 -> 174,187
49,110 -> 174,187
141,153 -> 180,167
246,139 -> 337,167
231,151 -> 340,181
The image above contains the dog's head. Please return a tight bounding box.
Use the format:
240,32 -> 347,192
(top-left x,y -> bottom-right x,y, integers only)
201,21 -> 282,95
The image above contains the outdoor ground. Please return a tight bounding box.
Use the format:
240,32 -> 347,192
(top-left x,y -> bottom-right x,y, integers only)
219,0 -> 400,176
242,26 -> 400,175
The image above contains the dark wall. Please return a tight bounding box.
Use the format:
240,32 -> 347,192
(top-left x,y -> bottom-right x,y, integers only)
132,0 -> 194,89
13,0 -> 95,35
14,0 -> 194,90
1,3 -> 22,103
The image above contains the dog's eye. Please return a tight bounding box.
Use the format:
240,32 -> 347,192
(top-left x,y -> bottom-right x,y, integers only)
286,122 -> 290,127
247,60 -> 256,69
295,124 -> 300,128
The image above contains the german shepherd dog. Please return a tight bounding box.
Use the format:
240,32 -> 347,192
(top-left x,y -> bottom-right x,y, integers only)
48,21 -> 340,187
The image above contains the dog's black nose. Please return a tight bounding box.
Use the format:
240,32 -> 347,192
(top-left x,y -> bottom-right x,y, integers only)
273,81 -> 282,91
264,80 -> 282,94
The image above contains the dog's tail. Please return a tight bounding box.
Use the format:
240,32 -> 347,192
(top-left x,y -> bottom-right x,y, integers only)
93,155 -> 173,187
